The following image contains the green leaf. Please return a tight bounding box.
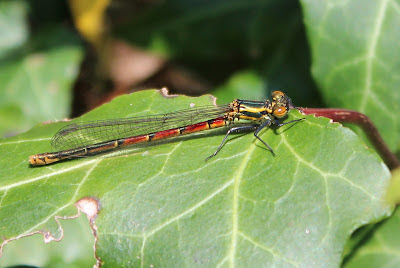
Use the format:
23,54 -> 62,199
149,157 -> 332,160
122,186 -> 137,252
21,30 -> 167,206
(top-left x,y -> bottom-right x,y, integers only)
343,207 -> 400,268
0,42 -> 82,137
0,0 -> 28,58
301,0 -> 400,150
0,216 -> 94,267
342,169 -> 400,267
211,70 -> 267,104
118,0 -> 319,106
0,0 -> 83,137
385,168 -> 400,205
0,90 -> 392,266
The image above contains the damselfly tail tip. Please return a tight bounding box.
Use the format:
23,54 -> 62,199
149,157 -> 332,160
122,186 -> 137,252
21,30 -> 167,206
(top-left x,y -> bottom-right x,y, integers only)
29,153 -> 60,166
29,155 -> 43,166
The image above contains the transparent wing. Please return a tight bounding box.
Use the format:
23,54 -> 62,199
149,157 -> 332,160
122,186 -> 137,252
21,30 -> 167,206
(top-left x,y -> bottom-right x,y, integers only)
51,104 -> 231,150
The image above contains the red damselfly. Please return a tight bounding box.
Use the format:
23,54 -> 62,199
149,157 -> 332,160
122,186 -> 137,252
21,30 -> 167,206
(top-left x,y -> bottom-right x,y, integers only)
29,91 -> 303,165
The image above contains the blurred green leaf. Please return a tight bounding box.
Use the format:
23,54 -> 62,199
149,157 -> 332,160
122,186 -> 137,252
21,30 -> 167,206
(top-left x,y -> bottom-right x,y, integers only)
343,207 -> 400,268
211,70 -> 266,104
0,0 -> 83,138
0,90 -> 392,266
385,168 -> 400,205
118,0 -> 320,106
343,169 -> 400,267
0,0 -> 28,58
301,0 -> 400,151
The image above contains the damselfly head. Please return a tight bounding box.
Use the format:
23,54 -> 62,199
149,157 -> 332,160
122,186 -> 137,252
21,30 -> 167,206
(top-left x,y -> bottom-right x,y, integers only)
271,91 -> 285,101
270,91 -> 292,118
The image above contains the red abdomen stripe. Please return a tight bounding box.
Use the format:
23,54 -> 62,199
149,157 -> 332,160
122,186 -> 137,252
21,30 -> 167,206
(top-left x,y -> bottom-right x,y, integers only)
120,117 -> 227,146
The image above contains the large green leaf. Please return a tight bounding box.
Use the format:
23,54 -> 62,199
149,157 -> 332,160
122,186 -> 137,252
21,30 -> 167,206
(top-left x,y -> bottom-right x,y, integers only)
301,0 -> 400,151
0,90 -> 392,266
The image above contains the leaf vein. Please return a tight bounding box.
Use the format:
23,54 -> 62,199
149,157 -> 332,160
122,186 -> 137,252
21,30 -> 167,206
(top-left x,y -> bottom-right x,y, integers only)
360,0 -> 389,112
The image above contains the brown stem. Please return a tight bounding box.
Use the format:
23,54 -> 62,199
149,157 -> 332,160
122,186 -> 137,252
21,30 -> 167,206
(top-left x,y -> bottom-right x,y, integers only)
299,107 -> 400,170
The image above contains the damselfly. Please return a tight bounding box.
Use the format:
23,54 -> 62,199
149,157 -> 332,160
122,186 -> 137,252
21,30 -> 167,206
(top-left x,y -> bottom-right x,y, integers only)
29,91 -> 303,165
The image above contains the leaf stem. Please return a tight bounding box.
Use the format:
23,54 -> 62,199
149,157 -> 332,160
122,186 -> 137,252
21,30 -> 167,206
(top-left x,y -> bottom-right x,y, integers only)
299,108 -> 400,170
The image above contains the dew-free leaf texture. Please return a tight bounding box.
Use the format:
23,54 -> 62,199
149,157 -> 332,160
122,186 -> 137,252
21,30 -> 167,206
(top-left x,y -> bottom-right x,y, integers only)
301,0 -> 400,151
0,90 -> 392,267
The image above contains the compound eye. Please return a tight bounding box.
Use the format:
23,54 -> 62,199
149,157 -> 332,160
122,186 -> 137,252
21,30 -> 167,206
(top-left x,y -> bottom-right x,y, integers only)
273,106 -> 287,118
272,91 -> 284,100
